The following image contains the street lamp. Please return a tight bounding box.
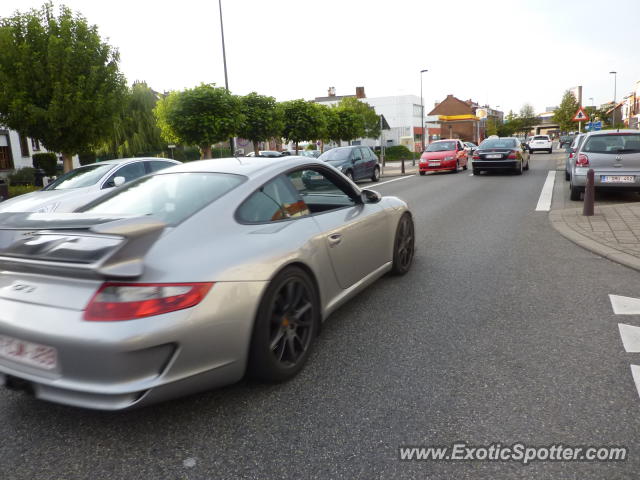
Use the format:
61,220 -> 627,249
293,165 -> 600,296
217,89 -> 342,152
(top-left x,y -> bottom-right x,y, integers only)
218,0 -> 234,154
610,71 -> 617,127
418,69 -> 428,169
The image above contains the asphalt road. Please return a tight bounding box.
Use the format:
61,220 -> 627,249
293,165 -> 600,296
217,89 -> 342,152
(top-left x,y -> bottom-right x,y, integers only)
2,151 -> 640,479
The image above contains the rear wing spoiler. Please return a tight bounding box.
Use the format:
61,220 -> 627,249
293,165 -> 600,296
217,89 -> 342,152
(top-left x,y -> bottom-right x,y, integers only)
0,215 -> 166,279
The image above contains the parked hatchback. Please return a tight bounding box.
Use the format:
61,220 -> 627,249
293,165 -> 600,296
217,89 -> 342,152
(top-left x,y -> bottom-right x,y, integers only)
0,157 -> 179,213
565,133 -> 586,181
317,146 -> 380,182
528,135 -> 553,154
419,139 -> 468,175
569,130 -> 640,201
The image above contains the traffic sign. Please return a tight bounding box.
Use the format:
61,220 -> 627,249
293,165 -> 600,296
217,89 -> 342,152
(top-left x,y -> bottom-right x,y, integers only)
593,121 -> 602,131
572,107 -> 589,122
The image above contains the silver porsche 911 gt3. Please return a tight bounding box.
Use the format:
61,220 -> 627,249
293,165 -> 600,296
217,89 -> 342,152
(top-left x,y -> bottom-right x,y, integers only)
0,156 -> 414,410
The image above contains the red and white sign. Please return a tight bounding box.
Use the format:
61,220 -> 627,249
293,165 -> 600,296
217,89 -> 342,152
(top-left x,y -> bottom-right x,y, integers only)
572,107 -> 589,122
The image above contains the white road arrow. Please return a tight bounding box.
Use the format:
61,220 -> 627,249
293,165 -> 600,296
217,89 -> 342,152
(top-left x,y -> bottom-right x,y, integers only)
618,324 -> 640,352
609,294 -> 640,315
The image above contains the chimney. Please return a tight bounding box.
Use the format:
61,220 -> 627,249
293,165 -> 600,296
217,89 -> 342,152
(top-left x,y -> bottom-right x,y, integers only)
328,87 -> 336,97
356,86 -> 366,99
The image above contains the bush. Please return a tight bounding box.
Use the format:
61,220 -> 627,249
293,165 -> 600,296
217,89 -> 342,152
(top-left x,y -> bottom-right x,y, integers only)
8,167 -> 36,186
8,185 -> 40,198
32,152 -> 58,176
382,145 -> 414,161
78,151 -> 97,166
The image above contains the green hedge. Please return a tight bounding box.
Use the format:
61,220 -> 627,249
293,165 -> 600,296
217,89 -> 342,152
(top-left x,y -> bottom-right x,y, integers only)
32,152 -> 58,177
9,185 -> 40,198
382,145 -> 416,161
8,167 -> 36,186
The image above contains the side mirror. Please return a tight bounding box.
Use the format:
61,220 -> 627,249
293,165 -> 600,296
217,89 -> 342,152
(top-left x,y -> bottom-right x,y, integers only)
113,176 -> 126,187
361,189 -> 382,204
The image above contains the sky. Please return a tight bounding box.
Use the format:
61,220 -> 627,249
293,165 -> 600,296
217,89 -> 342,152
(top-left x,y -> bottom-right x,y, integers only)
1,0 -> 639,115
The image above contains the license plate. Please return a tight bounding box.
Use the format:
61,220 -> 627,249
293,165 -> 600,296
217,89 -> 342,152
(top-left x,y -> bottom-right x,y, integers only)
429,162 -> 440,166
0,335 -> 57,370
486,154 -> 502,159
601,175 -> 635,183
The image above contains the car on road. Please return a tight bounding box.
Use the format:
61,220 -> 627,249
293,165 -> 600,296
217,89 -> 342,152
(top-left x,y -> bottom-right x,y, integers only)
528,135 -> 553,154
565,133 -> 586,181
559,135 -> 575,149
569,130 -> 640,201
246,151 -> 283,158
317,146 -> 380,182
464,142 -> 478,155
0,157 -> 179,213
472,137 -> 530,175
0,156 -> 413,410
419,139 -> 468,175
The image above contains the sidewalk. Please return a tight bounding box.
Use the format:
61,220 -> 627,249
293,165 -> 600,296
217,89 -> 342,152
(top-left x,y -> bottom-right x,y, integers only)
550,203 -> 640,271
381,160 -> 418,177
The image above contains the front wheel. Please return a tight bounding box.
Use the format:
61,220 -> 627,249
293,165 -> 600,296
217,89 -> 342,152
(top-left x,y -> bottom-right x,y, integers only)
390,213 -> 415,276
451,161 -> 459,174
248,266 -> 319,382
419,171 -> 426,176
371,166 -> 380,182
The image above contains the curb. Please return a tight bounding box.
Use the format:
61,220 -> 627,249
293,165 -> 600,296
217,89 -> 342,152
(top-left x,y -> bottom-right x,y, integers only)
549,210 -> 640,272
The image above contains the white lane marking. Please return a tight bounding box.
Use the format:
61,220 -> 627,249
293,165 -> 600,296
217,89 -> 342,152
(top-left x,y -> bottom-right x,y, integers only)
469,173 -> 474,176
375,175 -> 417,187
619,324 -> 640,352
183,458 -> 197,468
535,170 -> 556,211
630,365 -> 640,399
609,294 -> 640,315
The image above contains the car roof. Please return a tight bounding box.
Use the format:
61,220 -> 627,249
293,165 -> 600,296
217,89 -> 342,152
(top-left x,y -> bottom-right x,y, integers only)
87,157 -> 179,166
159,156 -> 326,178
584,129 -> 640,137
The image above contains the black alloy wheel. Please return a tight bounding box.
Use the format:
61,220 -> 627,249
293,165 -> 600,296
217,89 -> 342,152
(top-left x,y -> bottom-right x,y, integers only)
371,166 -> 380,182
248,267 -> 319,382
390,213 -> 415,275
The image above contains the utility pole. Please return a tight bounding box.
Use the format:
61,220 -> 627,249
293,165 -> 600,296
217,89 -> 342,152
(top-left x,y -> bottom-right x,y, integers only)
219,0 -> 234,155
419,69 -> 428,166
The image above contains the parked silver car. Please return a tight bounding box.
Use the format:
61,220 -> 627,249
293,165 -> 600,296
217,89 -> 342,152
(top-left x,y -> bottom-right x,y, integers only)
565,133 -> 586,181
0,156 -> 414,410
0,157 -> 179,213
569,130 -> 640,200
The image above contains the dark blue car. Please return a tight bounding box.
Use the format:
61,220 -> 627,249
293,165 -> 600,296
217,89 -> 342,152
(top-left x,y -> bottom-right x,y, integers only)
317,146 -> 380,182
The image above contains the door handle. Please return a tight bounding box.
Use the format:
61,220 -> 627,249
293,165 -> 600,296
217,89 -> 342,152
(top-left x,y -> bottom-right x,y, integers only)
328,233 -> 342,246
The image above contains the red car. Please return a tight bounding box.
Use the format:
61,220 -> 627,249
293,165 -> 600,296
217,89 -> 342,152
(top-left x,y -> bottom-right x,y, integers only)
419,139 -> 469,175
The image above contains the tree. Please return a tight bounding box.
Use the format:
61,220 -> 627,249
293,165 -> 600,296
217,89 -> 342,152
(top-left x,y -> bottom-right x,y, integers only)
154,84 -> 243,159
238,93 -> 282,156
519,103 -> 538,135
100,81 -> 165,158
486,117 -> 499,137
280,99 -> 325,153
318,104 -> 341,147
553,90 -> 580,132
337,97 -> 380,139
0,2 -> 127,172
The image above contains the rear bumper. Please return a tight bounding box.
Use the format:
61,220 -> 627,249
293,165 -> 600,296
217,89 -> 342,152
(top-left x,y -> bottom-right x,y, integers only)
572,169 -> 640,190
0,281 -> 266,410
473,160 -> 519,170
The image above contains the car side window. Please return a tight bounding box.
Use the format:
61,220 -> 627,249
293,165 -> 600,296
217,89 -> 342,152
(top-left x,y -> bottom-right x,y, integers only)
236,175 -> 309,223
147,160 -> 175,173
287,168 -> 357,214
103,162 -> 147,189
360,147 -> 372,161
352,148 -> 362,161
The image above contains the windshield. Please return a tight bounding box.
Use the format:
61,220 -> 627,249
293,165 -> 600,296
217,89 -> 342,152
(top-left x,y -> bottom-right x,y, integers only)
479,138 -> 518,149
319,147 -> 352,161
582,134 -> 640,154
44,163 -> 114,190
80,172 -> 245,225
532,136 -> 549,141
426,141 -> 456,152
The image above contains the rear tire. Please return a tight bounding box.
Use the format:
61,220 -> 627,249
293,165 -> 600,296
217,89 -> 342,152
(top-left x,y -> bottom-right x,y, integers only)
514,161 -> 523,175
565,170 -> 570,181
570,184 -> 582,201
472,168 -> 480,175
548,149 -> 552,154
248,266 -> 319,382
419,171 -> 426,176
371,166 -> 380,182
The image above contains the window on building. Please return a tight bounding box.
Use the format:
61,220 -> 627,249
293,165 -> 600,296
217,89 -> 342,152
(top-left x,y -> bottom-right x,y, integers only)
0,134 -> 15,170
31,138 -> 40,151
19,135 -> 29,157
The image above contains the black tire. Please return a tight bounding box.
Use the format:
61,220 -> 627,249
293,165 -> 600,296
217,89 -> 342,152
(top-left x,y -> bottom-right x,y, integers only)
514,161 -> 523,175
390,213 -> 415,276
570,184 -> 582,201
548,149 -> 552,154
371,166 -> 380,182
565,170 -> 570,181
451,161 -> 459,174
419,171 -> 426,176
248,266 -> 319,382
472,168 -> 480,175
462,162 -> 468,170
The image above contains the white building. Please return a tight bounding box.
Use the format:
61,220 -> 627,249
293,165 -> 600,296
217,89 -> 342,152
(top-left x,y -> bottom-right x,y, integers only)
0,126 -> 79,178
314,87 -> 429,151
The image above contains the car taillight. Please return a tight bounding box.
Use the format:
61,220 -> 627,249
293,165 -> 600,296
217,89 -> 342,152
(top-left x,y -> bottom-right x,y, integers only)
472,154 -> 480,160
84,282 -> 214,321
507,151 -> 518,159
569,152 -> 574,159
576,154 -> 589,167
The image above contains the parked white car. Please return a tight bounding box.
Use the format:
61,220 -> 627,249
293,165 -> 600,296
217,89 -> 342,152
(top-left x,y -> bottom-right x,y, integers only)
0,157 -> 179,213
528,135 -> 553,154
